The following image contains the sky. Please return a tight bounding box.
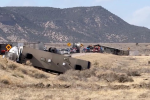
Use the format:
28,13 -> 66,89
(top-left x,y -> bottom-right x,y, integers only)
0,0 -> 150,29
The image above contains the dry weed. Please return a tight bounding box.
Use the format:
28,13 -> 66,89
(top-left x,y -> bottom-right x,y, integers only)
87,76 -> 99,82
34,82 -> 45,88
12,72 -> 24,78
0,75 -> 12,85
138,92 -> 149,98
25,60 -> 32,66
140,68 -> 150,73
95,70 -> 118,82
145,54 -> 149,56
93,60 -> 99,66
14,66 -> 48,79
58,67 -> 134,83
139,82 -> 150,89
7,63 -> 18,70
0,58 -> 8,70
148,61 -> 150,65
129,57 -> 136,60
127,70 -> 141,76
110,67 -> 127,73
44,95 -> 53,100
0,63 -> 6,70
32,73 -> 48,79
138,54 -> 142,56
96,70 -> 133,83
117,74 -> 133,83
25,70 -> 48,79
20,68 -> 28,74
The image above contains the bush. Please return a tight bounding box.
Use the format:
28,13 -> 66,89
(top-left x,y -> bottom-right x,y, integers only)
58,68 -> 134,83
95,70 -> 118,82
7,63 -> 18,70
26,70 -> 48,79
18,67 -> 48,79
93,60 -> 99,66
0,76 -> 11,85
0,63 -> 6,70
139,68 -> 150,74
21,69 -> 28,74
25,60 -> 33,66
1,79 -> 10,84
129,57 -> 136,60
117,74 -> 133,83
33,73 -> 48,79
12,72 -> 24,78
96,71 -> 133,83
139,82 -> 150,89
127,70 -> 141,76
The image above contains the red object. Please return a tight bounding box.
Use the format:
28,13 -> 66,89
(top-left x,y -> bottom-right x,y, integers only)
93,46 -> 100,52
1,50 -> 6,53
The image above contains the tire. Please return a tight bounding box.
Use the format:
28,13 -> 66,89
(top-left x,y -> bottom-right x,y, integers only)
26,53 -> 33,59
53,48 -> 57,53
48,47 -> 52,52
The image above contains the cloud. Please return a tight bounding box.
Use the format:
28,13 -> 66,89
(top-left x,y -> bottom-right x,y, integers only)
129,6 -> 150,28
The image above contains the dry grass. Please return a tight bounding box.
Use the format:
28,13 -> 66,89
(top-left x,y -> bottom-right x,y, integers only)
58,68 -> 134,83
25,60 -> 33,66
0,75 -> 12,85
0,56 -> 50,86
127,70 -> 141,76
1,46 -> 150,100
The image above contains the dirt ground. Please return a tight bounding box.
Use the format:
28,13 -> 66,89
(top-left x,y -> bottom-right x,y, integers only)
1,44 -> 150,100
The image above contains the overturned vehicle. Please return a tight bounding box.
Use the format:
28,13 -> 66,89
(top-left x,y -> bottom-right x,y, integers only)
101,46 -> 129,56
5,45 -> 91,74
82,44 -> 129,56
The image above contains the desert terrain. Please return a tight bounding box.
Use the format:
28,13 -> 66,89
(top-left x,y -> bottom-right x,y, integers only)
1,43 -> 150,100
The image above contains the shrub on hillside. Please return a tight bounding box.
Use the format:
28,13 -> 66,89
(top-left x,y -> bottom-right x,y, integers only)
58,67 -> 134,83
127,70 -> 141,76
0,63 -> 6,70
0,76 -> 12,85
7,63 -> 18,70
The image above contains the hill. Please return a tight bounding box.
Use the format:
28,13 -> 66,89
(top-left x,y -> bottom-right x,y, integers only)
0,6 -> 150,43
0,7 -> 49,42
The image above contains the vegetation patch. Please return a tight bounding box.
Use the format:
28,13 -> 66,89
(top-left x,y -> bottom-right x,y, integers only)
7,63 -> 18,70
25,60 -> 33,66
0,76 -> 11,85
21,69 -> 48,79
93,60 -> 99,66
58,67 -> 134,83
127,70 -> 141,76
0,63 -> 6,70
12,72 -> 24,78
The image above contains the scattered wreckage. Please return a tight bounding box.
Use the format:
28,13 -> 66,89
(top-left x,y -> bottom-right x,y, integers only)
4,42 -> 91,74
1,42 -> 131,73
0,43 -> 12,55
101,46 -> 129,56
82,44 -> 129,56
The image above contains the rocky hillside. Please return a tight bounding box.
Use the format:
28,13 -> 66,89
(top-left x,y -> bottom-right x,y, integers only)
0,6 -> 150,43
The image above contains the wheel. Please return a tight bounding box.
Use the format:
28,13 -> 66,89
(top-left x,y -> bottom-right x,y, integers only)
48,47 -> 52,52
53,48 -> 57,53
